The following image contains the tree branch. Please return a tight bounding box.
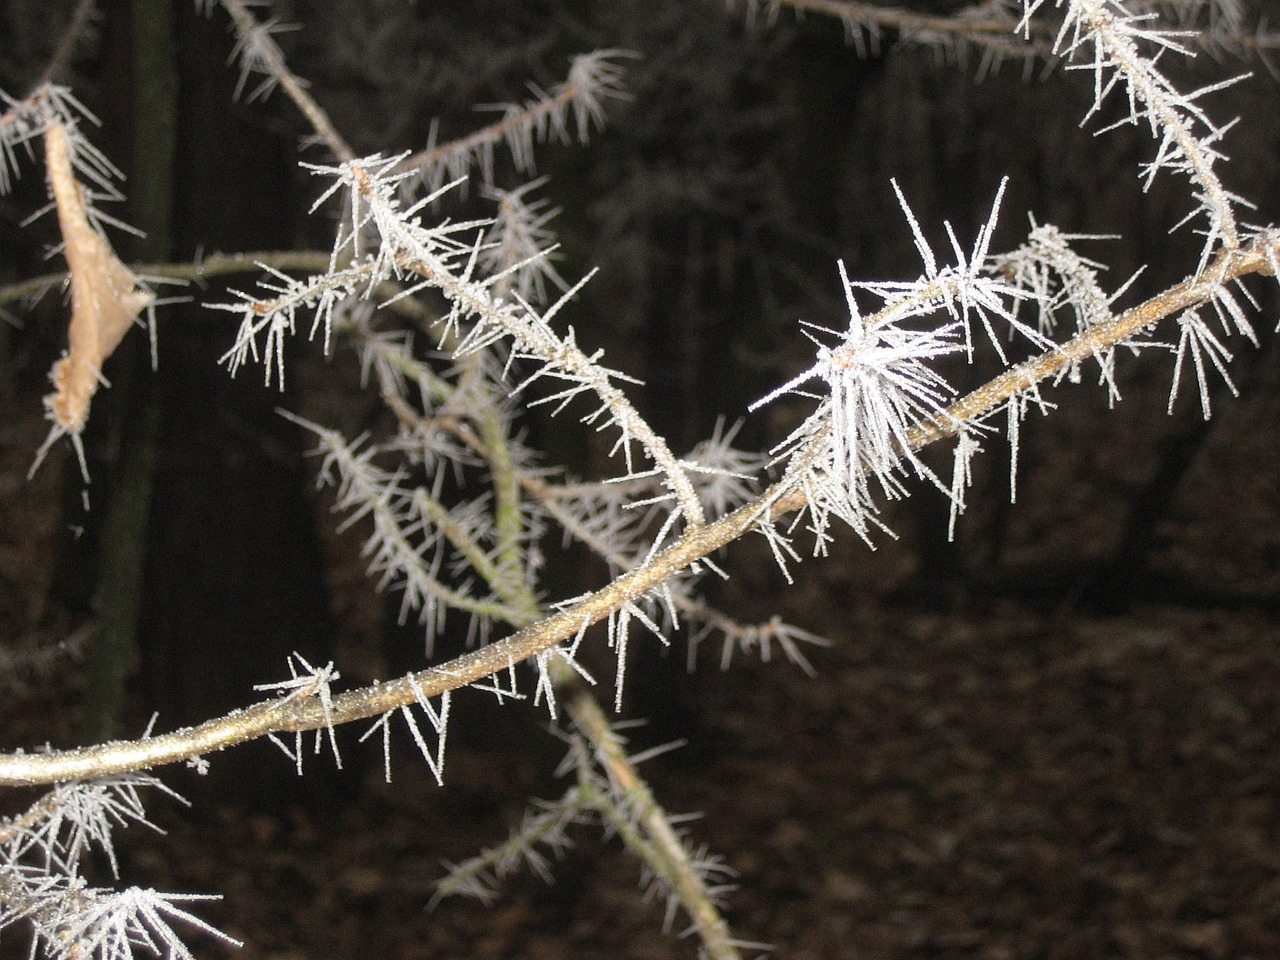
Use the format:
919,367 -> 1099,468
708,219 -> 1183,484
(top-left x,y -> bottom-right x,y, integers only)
0,232 -> 1273,788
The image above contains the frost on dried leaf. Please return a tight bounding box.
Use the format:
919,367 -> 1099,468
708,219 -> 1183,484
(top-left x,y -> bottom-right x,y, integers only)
42,122 -> 151,440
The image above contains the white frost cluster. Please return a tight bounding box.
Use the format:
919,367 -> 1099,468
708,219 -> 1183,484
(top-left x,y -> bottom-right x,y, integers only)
754,181 -> 1028,548
0,777 -> 238,960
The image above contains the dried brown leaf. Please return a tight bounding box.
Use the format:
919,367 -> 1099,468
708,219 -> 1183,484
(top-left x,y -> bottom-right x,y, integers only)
43,121 -> 151,434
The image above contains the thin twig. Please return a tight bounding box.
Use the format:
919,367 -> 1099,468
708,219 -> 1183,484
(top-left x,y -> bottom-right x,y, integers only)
562,673 -> 745,960
33,0 -> 97,90
217,0 -> 355,163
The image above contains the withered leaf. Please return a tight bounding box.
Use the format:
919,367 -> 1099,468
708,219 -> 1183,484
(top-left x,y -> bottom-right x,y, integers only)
43,121 -> 152,434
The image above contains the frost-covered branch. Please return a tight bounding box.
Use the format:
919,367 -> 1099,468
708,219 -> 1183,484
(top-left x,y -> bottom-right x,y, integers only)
2,228 -> 1275,788
754,0 -> 1280,71
213,0 -> 355,161
219,154 -> 709,526
395,50 -> 633,194
286,414 -> 528,651
1023,0 -> 1246,262
750,0 -> 1048,66
561,689 -> 747,960
0,84 -> 123,214
0,777 -> 238,960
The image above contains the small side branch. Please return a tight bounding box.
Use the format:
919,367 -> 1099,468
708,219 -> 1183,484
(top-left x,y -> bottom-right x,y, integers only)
216,0 -> 355,162
562,674 -> 745,960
